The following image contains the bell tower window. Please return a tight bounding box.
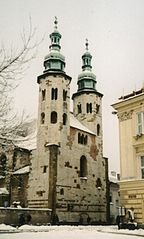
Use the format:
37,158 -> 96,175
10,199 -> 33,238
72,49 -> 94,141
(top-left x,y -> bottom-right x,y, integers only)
51,88 -> 58,100
86,103 -> 92,113
63,90 -> 67,101
51,111 -> 57,124
97,124 -> 100,136
41,112 -> 45,124
77,104 -> 82,114
63,113 -> 67,125
42,89 -> 46,101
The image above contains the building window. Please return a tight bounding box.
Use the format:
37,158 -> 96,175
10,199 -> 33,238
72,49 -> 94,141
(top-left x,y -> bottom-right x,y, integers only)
51,111 -> 57,124
84,135 -> 88,145
63,113 -> 67,125
86,103 -> 92,113
96,177 -> 102,189
51,88 -> 58,100
137,112 -> 144,135
41,112 -> 45,124
42,89 -> 46,101
60,188 -> 64,195
37,191 -> 44,197
109,193 -> 113,204
0,153 -> 7,176
63,90 -> 67,101
77,104 -> 82,114
43,166 -> 47,173
80,156 -> 87,177
141,156 -> 144,179
78,133 -> 88,145
97,124 -> 100,136
96,104 -> 100,113
81,134 -> 84,144
78,133 -> 81,143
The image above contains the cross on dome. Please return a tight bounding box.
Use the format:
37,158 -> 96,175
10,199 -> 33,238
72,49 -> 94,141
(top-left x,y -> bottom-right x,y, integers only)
85,38 -> 89,51
54,16 -> 58,30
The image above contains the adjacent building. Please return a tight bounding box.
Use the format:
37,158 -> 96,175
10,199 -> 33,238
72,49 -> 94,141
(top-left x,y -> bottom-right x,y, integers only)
112,88 -> 144,225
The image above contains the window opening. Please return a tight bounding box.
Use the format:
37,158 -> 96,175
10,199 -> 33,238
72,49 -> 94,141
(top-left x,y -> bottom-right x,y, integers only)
41,112 -> 45,124
86,103 -> 92,113
63,90 -> 67,101
42,89 -> 46,101
63,113 -> 67,125
78,133 -> 81,143
137,112 -> 144,135
97,124 -> 100,136
60,188 -> 64,195
51,111 -> 57,124
51,88 -> 58,100
77,104 -> 82,114
80,156 -> 87,177
141,156 -> 144,179
43,166 -> 47,173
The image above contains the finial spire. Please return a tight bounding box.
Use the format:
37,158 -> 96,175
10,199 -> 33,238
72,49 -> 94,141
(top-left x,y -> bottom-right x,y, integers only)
54,16 -> 58,30
85,38 -> 89,51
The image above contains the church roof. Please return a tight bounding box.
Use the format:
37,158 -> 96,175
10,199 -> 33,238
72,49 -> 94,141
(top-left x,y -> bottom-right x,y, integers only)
13,165 -> 30,175
70,112 -> 95,135
13,113 -> 95,151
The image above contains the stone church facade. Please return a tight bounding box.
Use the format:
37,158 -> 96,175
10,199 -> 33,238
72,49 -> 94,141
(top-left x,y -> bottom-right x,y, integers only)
27,18 -> 109,224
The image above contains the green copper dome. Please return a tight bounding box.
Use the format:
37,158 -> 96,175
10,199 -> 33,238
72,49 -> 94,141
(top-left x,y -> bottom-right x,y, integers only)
44,17 -> 65,73
77,39 -> 97,91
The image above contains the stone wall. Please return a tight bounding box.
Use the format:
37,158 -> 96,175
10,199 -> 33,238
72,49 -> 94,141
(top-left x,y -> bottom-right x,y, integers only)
0,207 -> 52,226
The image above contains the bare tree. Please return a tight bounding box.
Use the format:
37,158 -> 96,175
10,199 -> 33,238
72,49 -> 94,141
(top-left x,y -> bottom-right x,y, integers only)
0,18 -> 41,139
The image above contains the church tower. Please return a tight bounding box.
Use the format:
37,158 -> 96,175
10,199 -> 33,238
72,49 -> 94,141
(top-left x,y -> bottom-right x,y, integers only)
28,18 -> 71,210
72,40 -> 103,137
37,17 -> 71,146
72,40 -> 104,184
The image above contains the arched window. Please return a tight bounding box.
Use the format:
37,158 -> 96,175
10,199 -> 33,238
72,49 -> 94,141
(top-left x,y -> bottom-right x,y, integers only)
81,134 -> 84,144
42,89 -> 46,101
77,104 -> 82,114
78,133 -> 81,143
84,135 -> 88,145
41,112 -> 45,124
51,88 -> 58,100
80,156 -> 87,177
96,177 -> 102,189
86,103 -> 92,113
51,111 -> 57,124
97,124 -> 100,136
63,90 -> 67,101
63,113 -> 67,125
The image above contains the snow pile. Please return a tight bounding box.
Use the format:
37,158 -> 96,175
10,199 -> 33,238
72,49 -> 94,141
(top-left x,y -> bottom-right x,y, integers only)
0,223 -> 17,232
0,224 -> 144,237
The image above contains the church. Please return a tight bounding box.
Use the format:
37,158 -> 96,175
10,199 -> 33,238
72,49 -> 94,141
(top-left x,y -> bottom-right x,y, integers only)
27,18 -> 109,224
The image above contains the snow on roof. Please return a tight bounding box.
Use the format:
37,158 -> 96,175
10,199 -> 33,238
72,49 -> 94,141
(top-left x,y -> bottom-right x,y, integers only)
13,113 -> 95,151
14,132 -> 37,151
13,166 -> 30,175
70,113 -> 95,135
0,187 -> 9,195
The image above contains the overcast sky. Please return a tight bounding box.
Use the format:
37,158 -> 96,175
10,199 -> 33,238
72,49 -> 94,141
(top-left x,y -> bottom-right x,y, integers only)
1,0 -> 144,172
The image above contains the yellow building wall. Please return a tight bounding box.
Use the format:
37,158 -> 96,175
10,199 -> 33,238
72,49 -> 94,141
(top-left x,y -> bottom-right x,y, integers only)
112,91 -> 144,225
120,180 -> 144,224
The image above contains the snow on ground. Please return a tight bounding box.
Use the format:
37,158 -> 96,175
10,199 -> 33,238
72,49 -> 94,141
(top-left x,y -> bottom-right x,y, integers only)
0,224 -> 144,238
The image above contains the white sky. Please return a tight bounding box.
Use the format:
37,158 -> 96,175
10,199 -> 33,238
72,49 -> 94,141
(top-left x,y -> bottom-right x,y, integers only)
1,0 -> 144,172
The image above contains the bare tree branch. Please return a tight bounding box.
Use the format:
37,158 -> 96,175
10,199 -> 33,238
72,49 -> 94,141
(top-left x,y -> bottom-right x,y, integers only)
0,17 -> 42,140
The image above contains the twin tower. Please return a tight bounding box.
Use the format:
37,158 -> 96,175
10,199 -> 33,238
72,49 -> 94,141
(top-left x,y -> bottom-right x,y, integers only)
28,18 -> 108,224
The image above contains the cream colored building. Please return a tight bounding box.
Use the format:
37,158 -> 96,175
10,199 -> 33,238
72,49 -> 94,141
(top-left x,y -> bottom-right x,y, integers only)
112,88 -> 144,224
